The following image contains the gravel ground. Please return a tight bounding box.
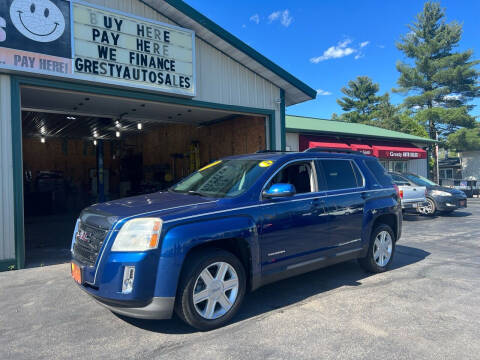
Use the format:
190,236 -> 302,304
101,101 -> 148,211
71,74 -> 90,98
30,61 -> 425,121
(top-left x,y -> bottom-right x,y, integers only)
1,200 -> 479,360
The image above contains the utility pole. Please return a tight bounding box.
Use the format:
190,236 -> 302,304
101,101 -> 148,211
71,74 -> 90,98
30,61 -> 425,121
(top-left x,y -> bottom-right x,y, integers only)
435,132 -> 440,184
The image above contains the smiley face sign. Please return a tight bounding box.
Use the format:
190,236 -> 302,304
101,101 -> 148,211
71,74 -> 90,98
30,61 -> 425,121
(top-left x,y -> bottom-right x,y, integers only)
0,0 -> 71,58
10,0 -> 65,42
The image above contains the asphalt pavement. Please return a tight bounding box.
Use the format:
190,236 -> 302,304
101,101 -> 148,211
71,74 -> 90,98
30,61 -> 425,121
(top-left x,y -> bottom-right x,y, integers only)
1,200 -> 479,360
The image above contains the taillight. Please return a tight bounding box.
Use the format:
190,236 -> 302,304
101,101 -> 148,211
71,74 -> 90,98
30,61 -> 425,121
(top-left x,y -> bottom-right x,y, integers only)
399,190 -> 404,199
393,184 -> 401,199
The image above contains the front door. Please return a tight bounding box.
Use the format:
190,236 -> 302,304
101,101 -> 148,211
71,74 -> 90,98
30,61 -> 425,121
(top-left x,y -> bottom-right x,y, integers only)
259,160 -> 331,275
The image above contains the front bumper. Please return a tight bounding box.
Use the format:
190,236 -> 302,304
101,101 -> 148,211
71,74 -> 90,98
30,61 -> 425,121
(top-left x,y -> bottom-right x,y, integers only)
435,197 -> 467,211
93,294 -> 175,320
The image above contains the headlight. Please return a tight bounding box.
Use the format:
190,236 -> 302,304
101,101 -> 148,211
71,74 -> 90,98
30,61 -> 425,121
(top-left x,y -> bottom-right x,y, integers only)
111,218 -> 163,252
431,190 -> 452,197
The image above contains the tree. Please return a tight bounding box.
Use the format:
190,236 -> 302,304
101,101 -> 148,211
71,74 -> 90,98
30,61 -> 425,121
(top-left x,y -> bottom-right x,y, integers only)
447,126 -> 480,151
337,76 -> 385,123
395,1 -> 480,181
370,94 -> 429,137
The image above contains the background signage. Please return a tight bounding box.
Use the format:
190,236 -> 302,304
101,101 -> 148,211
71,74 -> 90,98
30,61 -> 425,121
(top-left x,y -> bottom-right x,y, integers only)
0,0 -> 72,75
0,0 -> 196,97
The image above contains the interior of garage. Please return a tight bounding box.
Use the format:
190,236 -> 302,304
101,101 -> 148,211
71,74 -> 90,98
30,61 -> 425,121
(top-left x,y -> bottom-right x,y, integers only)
21,86 -> 267,267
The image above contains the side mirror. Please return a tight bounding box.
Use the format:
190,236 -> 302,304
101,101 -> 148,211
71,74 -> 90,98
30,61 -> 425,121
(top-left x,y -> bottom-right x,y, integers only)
262,183 -> 296,198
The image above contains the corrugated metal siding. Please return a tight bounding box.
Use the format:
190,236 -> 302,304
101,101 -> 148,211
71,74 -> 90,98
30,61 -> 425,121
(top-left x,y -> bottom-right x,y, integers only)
408,159 -> 428,178
0,75 -> 15,261
286,132 -> 299,151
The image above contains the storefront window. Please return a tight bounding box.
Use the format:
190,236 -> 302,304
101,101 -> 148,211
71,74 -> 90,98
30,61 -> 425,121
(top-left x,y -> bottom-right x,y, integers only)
440,168 -> 454,179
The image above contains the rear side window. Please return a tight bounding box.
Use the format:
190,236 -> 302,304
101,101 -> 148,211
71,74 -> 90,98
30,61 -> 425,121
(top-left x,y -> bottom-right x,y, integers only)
364,159 -> 394,187
390,174 -> 410,185
320,160 -> 358,190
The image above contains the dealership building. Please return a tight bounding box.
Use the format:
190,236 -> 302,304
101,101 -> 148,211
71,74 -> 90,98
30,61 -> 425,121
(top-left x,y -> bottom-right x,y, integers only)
286,115 -> 435,176
0,0 -> 316,270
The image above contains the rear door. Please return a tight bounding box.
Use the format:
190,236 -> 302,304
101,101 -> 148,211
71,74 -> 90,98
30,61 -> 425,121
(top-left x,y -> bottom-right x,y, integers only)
319,159 -> 365,253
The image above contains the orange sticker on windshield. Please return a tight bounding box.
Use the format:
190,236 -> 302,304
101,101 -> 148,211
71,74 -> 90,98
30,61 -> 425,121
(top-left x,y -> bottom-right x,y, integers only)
259,160 -> 273,168
199,160 -> 222,172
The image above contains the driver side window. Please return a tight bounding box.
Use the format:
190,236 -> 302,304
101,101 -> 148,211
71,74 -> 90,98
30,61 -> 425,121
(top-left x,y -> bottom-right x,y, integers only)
267,161 -> 314,194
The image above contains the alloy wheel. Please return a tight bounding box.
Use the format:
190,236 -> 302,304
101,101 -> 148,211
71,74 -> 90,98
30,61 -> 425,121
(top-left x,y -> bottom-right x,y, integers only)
192,262 -> 239,320
418,199 -> 435,215
373,230 -> 393,267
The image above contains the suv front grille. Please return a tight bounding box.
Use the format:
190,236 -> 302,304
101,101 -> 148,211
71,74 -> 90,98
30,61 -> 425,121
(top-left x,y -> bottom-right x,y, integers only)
72,222 -> 109,266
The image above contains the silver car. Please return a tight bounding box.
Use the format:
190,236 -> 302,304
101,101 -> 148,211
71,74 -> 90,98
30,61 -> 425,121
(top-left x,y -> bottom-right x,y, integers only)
389,172 -> 427,212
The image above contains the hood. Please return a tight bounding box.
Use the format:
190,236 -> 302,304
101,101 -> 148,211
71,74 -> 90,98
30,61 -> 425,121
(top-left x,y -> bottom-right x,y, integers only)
81,191 -> 219,224
427,185 -> 466,196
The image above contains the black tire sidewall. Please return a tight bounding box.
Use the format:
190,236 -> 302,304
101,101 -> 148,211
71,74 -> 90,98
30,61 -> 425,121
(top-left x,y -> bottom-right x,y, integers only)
361,224 -> 396,273
176,249 -> 246,331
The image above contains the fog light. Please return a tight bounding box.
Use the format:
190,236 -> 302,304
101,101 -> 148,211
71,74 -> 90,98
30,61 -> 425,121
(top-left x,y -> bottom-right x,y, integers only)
122,266 -> 135,294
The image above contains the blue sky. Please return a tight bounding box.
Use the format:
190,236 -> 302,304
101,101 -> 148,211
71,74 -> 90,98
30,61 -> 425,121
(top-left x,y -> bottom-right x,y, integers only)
184,0 -> 480,119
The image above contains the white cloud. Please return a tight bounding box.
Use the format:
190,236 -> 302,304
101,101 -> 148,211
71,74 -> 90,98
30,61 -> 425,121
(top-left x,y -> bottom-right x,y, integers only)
249,14 -> 260,24
310,39 -> 356,63
281,10 -> 293,27
268,11 -> 281,23
360,41 -> 370,48
354,53 -> 364,60
443,94 -> 462,101
316,89 -> 332,96
268,10 -> 293,27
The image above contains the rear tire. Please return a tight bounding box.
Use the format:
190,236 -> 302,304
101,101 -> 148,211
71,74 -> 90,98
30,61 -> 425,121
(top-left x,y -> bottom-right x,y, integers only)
175,248 -> 246,331
359,224 -> 396,273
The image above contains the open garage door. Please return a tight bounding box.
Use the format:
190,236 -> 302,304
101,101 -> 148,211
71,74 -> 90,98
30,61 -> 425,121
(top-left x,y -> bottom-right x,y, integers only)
20,85 -> 267,267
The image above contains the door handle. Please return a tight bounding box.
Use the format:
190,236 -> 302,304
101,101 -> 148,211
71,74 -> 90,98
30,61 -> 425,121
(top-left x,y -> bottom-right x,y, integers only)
361,192 -> 370,200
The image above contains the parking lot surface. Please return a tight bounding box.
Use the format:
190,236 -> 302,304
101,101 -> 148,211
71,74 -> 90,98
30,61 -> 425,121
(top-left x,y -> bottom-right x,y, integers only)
1,200 -> 480,360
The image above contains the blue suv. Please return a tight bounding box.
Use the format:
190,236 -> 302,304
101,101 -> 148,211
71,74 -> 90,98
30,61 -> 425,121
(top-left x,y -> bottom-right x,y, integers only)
71,149 -> 402,330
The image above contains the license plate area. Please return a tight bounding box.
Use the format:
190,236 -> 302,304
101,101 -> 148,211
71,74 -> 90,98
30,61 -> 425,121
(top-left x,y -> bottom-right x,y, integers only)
459,200 -> 466,207
71,262 -> 82,284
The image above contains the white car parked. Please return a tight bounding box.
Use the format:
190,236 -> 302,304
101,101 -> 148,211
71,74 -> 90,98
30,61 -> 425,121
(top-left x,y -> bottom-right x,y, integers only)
389,172 -> 427,212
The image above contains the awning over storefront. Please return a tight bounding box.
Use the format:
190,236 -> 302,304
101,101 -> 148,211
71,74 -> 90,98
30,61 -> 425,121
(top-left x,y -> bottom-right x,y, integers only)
350,144 -> 373,156
308,141 -> 350,149
372,145 -> 427,159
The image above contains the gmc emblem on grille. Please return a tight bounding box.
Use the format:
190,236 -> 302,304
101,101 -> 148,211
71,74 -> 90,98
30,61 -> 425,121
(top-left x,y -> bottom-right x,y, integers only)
77,230 -> 90,242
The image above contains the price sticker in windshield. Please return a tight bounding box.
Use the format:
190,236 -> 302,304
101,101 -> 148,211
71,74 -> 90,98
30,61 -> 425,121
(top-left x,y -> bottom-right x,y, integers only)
259,160 -> 273,168
199,160 -> 222,172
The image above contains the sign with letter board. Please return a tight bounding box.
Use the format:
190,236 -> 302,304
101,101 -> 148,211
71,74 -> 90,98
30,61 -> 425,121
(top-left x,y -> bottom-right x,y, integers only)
0,0 -> 196,97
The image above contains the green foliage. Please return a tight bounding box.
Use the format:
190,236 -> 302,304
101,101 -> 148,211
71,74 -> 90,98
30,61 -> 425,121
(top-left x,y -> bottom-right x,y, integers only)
369,94 -> 429,137
337,76 -> 385,123
447,126 -> 480,151
395,1 -> 479,138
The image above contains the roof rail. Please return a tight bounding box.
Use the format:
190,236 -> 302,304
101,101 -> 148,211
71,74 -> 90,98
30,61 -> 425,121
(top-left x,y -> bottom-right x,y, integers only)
255,150 -> 294,153
303,147 -> 364,155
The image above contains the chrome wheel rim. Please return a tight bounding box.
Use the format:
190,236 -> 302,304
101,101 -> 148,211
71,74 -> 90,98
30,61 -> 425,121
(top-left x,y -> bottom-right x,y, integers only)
373,231 -> 393,267
192,262 -> 239,320
418,199 -> 434,215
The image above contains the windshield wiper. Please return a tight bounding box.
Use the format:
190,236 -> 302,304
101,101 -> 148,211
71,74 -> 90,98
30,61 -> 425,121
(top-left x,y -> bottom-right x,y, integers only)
187,190 -> 205,196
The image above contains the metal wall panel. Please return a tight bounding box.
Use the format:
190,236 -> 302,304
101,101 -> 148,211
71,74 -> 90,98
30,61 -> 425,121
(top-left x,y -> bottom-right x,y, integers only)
85,0 -> 282,148
408,158 -> 428,178
0,75 -> 15,261
285,132 -> 300,152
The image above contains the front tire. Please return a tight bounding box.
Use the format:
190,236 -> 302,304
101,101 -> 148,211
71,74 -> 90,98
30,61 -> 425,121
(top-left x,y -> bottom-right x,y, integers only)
418,198 -> 436,216
359,224 -> 396,273
175,248 -> 246,331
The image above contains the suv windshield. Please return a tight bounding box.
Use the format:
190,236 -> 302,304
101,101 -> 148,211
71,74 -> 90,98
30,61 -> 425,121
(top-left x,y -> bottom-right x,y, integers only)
404,173 -> 437,186
170,159 -> 271,198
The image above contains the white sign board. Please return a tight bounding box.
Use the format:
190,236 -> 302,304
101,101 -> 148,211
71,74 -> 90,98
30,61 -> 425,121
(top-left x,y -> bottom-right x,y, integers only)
72,2 -> 196,96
